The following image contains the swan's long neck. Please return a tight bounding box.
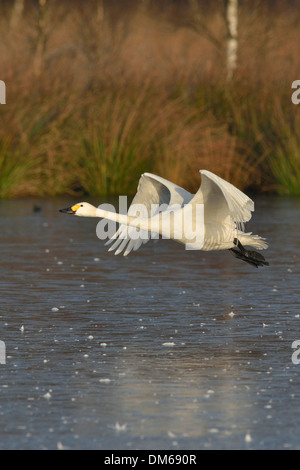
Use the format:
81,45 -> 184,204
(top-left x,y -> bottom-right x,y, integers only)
86,205 -> 201,243
94,206 -> 185,239
95,207 -> 150,230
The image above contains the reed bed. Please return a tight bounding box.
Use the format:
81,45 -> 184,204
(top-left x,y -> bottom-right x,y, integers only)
1,0 -> 300,198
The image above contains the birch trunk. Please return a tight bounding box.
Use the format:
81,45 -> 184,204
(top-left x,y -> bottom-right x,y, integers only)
226,0 -> 238,80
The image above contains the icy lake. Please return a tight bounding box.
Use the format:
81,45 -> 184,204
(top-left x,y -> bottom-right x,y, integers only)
0,195 -> 300,449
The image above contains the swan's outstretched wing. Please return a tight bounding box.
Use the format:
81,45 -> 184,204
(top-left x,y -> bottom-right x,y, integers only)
190,170 -> 254,231
106,173 -> 192,256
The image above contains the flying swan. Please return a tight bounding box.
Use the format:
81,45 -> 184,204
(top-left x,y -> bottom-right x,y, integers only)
60,170 -> 269,268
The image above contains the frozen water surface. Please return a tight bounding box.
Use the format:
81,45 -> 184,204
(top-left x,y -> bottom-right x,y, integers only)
0,196 -> 300,449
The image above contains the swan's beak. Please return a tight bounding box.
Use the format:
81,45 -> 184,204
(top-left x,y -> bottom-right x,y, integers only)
59,205 -> 78,215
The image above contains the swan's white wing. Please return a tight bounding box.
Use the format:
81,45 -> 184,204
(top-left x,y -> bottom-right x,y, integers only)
142,173 -> 193,206
191,170 -> 254,230
106,173 -> 192,255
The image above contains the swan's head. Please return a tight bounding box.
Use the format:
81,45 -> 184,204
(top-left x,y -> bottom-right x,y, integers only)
59,202 -> 97,217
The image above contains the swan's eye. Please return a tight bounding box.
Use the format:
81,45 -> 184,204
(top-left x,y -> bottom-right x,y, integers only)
81,205 -> 83,207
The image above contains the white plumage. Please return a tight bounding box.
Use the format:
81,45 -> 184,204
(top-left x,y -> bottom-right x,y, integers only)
105,172 -> 193,256
60,170 -> 269,267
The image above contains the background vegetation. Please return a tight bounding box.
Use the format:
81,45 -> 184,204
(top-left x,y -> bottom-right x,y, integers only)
1,0 -> 300,198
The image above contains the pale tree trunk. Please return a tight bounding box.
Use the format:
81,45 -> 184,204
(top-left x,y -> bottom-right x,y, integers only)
226,0 -> 238,80
10,0 -> 24,30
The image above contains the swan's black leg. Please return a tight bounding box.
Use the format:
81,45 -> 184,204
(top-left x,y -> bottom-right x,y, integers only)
233,238 -> 245,252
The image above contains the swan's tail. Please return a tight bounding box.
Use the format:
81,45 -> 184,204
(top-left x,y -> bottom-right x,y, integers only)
229,236 -> 269,268
237,232 -> 268,250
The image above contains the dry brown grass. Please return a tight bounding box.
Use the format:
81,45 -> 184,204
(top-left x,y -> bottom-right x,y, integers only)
1,0 -> 300,197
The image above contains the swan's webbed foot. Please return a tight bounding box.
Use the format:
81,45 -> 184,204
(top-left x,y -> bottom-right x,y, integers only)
229,238 -> 269,268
